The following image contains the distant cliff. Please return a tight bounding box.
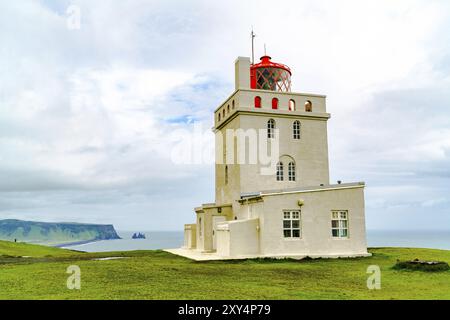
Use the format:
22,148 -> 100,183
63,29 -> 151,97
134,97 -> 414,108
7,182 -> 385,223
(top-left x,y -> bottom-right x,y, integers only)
0,219 -> 121,245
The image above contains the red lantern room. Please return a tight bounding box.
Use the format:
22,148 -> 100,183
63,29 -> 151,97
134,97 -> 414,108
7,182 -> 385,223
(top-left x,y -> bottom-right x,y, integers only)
250,56 -> 292,92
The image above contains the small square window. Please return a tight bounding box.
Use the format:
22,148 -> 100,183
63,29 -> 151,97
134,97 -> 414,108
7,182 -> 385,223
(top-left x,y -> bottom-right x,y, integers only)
283,211 -> 301,239
331,211 -> 349,238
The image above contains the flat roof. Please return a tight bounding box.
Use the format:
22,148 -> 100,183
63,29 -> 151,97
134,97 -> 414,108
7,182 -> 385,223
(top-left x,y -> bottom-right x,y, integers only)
240,182 -> 365,200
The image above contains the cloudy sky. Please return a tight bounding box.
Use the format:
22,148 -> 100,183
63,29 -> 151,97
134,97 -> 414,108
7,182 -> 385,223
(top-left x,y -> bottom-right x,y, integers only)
0,0 -> 449,231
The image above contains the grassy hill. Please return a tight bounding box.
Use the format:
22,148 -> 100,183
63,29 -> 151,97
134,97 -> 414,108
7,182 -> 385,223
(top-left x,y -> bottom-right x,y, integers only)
0,240 -> 449,300
0,240 -> 76,258
0,219 -> 120,245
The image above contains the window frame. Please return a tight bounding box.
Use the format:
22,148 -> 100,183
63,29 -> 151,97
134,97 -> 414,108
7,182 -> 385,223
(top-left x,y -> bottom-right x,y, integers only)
305,100 -> 313,112
267,119 -> 276,139
288,162 -> 296,182
272,98 -> 279,110
283,210 -> 302,239
293,121 -> 301,140
289,99 -> 296,111
255,96 -> 262,108
331,210 -> 349,239
276,161 -> 284,181
225,165 -> 228,185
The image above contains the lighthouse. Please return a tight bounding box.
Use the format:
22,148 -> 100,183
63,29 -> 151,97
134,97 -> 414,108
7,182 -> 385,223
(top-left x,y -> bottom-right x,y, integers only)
170,54 -> 369,260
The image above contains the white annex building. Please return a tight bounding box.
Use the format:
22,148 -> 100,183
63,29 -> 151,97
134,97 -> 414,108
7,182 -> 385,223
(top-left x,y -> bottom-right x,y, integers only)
168,55 -> 370,260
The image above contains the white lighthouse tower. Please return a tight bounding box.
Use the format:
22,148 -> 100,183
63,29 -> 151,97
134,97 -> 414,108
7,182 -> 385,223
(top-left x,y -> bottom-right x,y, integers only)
170,54 -> 369,260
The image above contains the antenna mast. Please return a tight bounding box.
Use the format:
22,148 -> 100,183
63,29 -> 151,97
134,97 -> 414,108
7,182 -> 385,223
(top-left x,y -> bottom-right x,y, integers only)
251,28 -> 256,64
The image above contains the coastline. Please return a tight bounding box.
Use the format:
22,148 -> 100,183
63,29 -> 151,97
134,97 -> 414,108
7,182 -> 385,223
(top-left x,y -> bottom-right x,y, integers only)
53,239 -> 104,248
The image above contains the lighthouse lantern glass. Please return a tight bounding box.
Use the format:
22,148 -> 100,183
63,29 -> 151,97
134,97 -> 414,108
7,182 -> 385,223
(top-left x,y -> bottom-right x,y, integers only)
255,67 -> 291,92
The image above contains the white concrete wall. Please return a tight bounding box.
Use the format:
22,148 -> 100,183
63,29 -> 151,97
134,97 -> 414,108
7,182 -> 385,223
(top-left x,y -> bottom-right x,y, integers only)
252,186 -> 368,256
183,224 -> 197,249
235,57 -> 251,90
216,219 -> 260,257
215,115 -> 242,206
216,224 -> 231,257
237,113 -> 330,193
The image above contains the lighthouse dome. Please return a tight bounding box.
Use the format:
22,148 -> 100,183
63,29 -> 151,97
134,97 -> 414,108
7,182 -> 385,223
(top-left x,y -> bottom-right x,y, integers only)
250,55 -> 292,92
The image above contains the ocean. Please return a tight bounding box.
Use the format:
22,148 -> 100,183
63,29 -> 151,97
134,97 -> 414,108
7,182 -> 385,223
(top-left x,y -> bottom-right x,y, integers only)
61,230 -> 450,252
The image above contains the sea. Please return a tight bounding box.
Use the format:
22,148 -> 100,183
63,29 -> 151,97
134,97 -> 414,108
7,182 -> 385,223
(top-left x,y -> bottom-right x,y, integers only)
60,230 -> 450,252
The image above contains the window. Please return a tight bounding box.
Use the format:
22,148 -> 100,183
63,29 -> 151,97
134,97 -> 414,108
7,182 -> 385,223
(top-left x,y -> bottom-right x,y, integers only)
272,98 -> 279,110
225,166 -> 228,185
305,100 -> 312,112
218,113 -> 221,121
331,211 -> 349,238
267,119 -> 275,139
276,162 -> 284,181
283,211 -> 301,238
227,105 -> 230,113
293,121 -> 301,139
255,96 -> 262,108
223,109 -> 225,118
232,100 -> 235,109
288,162 -> 296,181
289,99 -> 296,111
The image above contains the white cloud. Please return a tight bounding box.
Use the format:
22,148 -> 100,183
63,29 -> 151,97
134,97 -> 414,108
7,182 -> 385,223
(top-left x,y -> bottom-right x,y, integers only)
0,0 -> 449,230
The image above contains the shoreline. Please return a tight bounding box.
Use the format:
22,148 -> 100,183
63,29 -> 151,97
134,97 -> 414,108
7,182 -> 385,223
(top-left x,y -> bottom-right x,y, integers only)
54,239 -> 109,248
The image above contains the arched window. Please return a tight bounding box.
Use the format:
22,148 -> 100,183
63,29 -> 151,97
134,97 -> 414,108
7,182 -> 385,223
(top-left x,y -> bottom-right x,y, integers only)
267,119 -> 275,139
218,113 -> 221,121
255,96 -> 262,108
227,105 -> 230,113
232,100 -> 235,109
276,162 -> 284,181
288,162 -> 296,181
293,121 -> 301,139
223,109 -> 225,117
305,100 -> 312,112
225,166 -> 228,185
289,99 -> 296,111
272,98 -> 279,110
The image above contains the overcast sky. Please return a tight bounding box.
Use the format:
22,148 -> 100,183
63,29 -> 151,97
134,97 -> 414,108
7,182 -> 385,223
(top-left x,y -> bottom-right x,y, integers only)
0,0 -> 449,231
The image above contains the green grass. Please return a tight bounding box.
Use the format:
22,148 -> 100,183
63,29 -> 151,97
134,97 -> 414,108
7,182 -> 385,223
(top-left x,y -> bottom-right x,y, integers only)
0,240 -> 76,258
0,240 -> 449,300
